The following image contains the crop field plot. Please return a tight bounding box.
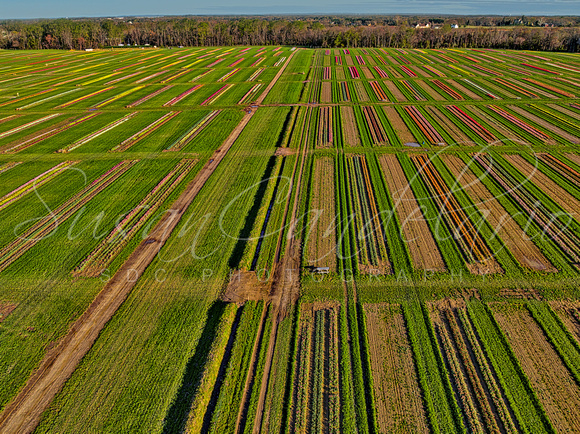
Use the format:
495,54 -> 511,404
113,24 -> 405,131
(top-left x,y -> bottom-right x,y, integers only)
1,46 -> 580,433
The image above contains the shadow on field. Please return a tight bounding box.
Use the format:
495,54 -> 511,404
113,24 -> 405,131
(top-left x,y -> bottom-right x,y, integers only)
228,155 -> 277,269
162,300 -> 240,433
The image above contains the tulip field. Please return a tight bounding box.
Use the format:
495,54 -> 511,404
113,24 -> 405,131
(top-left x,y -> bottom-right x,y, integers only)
0,45 -> 580,433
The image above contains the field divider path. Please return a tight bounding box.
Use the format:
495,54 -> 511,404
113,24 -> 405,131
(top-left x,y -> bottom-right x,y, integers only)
0,49 -> 298,434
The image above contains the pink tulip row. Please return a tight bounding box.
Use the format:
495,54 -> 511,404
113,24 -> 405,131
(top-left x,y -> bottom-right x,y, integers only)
228,58 -> 244,68
3,112 -> 101,154
126,85 -> 173,108
105,71 -> 141,85
163,85 -> 203,106
400,65 -> 417,77
206,58 -> 224,68
160,69 -> 191,83
0,162 -> 21,175
201,84 -> 233,105
190,69 -> 213,82
0,113 -> 61,140
348,66 -> 359,79
239,83 -> 263,104
59,112 -> 139,153
135,71 -> 168,84
218,68 -> 240,82
355,55 -> 365,65
323,67 -> 331,80
112,111 -> 181,152
373,66 -> 389,78
470,65 -> 502,76
0,160 -> 138,273
335,56 -> 342,65
73,159 -> 198,277
251,57 -> 265,67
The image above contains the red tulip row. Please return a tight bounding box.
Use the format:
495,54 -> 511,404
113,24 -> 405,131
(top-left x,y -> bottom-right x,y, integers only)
432,80 -> 464,100
251,57 -> 265,67
323,67 -> 331,80
470,64 -> 503,76
340,81 -> 350,101
0,160 -> 138,273
446,105 -> 495,142
404,106 -> 445,144
487,105 -> 550,141
348,66 -> 360,79
111,111 -> 181,152
373,66 -> 388,78
400,65 -> 417,77
363,106 -> 388,144
522,78 -> 574,98
73,158 -> 198,277
163,85 -> 203,106
355,55 -> 365,65
521,63 -> 559,74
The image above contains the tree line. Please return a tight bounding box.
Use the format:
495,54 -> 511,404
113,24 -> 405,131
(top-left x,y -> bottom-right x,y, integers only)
1,16 -> 579,51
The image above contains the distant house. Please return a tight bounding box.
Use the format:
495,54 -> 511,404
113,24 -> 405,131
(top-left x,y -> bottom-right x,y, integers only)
451,24 -> 459,29
85,48 -> 93,52
416,23 -> 431,29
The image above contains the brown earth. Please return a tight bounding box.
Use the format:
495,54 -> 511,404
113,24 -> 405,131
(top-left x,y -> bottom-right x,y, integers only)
361,67 -> 375,79
549,300 -> 580,344
0,49 -> 299,434
382,106 -> 415,144
340,106 -> 361,146
492,303 -> 580,432
321,82 -> 332,104
443,154 -> 556,272
306,157 -> 337,271
447,80 -> 483,100
384,81 -> 406,101
379,154 -> 446,272
222,271 -> 269,304
365,303 -> 429,434
416,80 -> 446,101
354,82 -> 369,102
466,105 -> 522,144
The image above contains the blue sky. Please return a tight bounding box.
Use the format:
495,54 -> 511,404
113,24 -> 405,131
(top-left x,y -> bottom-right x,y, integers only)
1,0 -> 576,19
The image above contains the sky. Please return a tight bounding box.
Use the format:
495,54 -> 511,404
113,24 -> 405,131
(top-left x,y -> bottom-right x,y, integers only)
1,0 -> 577,19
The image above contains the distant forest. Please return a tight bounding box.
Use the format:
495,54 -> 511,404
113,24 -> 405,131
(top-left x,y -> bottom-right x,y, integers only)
1,15 -> 580,51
